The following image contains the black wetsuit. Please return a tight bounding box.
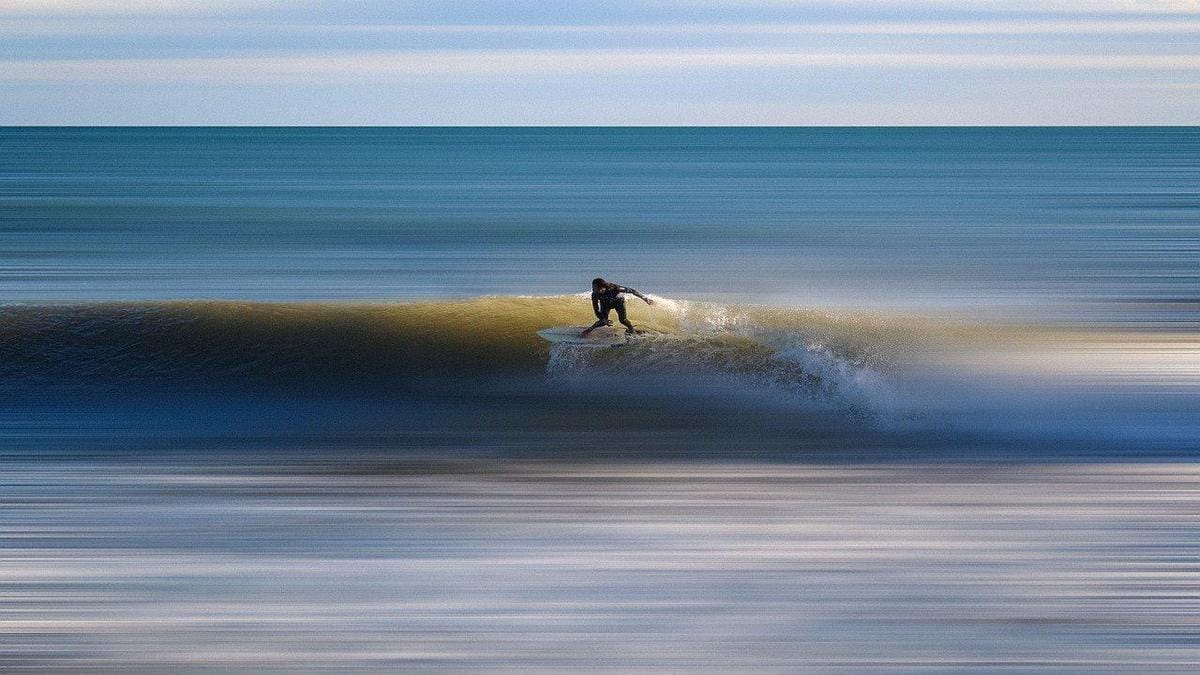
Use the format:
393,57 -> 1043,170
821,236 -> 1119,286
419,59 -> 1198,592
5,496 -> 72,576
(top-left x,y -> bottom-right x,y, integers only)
588,285 -> 644,333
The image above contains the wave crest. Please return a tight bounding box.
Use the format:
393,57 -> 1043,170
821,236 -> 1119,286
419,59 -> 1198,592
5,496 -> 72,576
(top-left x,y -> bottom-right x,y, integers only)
0,296 -> 959,415
546,297 -> 897,414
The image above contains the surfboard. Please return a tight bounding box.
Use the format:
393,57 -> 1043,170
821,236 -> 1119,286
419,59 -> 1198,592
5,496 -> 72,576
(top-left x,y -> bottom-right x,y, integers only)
538,325 -> 632,347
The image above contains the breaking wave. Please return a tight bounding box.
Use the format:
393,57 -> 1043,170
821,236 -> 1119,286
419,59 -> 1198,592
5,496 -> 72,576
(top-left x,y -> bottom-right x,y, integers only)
0,295 -> 1192,449
0,295 -> 952,409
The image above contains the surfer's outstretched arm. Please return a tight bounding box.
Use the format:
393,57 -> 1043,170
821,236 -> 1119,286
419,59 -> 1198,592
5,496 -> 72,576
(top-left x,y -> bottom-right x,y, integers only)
621,286 -> 654,305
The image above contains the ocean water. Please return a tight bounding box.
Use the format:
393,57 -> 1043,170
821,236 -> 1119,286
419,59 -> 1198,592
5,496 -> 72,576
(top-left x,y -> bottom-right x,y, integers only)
3,127 -> 1198,320
2,127 -> 1199,669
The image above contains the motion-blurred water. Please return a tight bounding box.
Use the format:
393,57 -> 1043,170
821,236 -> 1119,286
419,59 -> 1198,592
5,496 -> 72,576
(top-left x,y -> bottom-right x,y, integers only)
2,127 -> 1198,323
5,460 -> 1200,670
1,127 -> 1199,670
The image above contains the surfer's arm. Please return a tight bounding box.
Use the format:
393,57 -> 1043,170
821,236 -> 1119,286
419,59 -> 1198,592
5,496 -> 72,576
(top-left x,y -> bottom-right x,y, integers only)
621,286 -> 654,305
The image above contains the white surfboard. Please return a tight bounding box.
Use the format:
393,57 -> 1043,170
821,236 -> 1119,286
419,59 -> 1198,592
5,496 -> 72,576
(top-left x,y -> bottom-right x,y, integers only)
537,325 -> 631,347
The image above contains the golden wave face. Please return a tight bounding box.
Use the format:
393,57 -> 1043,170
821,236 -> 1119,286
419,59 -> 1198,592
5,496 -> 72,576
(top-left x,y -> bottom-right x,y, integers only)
0,295 -> 1192,446
0,294 -> 1097,414
0,295 -> 983,380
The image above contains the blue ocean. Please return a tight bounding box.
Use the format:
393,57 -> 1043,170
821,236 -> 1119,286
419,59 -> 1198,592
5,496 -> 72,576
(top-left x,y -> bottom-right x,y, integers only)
2,127 -> 1200,669
3,127 -> 1197,316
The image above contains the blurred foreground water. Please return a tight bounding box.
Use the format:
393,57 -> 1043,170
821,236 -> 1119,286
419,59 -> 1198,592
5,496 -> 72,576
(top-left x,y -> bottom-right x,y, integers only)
4,459 -> 1200,671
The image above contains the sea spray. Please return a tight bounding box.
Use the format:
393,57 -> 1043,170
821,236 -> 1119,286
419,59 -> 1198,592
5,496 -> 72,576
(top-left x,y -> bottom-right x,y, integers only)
545,296 -> 898,419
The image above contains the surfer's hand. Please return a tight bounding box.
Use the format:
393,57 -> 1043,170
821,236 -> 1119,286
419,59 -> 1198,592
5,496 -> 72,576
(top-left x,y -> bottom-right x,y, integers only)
644,298 -> 655,306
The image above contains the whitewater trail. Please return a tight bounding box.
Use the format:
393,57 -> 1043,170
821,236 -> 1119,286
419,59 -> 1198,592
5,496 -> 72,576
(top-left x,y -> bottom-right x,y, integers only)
545,295 -> 898,418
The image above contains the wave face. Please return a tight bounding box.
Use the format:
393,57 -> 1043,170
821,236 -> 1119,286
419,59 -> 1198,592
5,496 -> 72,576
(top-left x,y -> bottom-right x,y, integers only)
0,295 -> 941,416
1,295 -> 1194,453
0,297 -> 582,387
0,297 -> 902,401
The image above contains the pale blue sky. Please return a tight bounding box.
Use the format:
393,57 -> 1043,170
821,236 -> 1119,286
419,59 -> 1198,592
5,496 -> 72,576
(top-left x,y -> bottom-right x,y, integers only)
1,0 -> 1198,124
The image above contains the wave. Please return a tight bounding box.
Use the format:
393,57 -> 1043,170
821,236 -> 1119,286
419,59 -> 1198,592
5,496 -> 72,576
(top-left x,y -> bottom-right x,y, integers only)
545,299 -> 905,415
0,297 -> 565,388
1,295 -> 1193,450
0,295 -> 965,396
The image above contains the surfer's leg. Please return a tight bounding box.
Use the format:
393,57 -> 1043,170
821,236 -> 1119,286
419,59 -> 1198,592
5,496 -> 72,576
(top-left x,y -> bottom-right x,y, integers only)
581,307 -> 612,336
615,299 -> 635,334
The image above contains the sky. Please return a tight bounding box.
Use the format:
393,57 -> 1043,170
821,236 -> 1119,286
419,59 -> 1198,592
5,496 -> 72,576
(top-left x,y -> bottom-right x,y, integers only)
1,0 -> 1197,124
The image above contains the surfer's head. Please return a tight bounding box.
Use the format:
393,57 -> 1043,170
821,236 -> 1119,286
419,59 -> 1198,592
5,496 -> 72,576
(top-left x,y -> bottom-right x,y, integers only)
592,277 -> 607,291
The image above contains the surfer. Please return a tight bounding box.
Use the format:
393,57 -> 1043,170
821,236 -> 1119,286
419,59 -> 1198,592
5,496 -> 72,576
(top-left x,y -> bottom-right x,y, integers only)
582,278 -> 654,337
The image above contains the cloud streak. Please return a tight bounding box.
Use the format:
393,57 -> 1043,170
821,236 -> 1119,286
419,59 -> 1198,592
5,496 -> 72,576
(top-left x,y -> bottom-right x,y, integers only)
4,49 -> 1199,83
663,0 -> 1200,12
2,0 -> 1197,17
327,19 -> 1200,35
1,0 -> 1195,123
0,0 -> 276,16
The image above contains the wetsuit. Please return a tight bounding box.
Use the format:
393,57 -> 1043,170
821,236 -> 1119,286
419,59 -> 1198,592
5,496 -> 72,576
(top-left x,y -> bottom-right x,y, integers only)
587,284 -> 646,334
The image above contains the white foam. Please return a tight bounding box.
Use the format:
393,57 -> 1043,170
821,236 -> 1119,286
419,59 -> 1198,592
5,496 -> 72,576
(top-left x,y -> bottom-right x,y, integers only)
543,295 -> 899,419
